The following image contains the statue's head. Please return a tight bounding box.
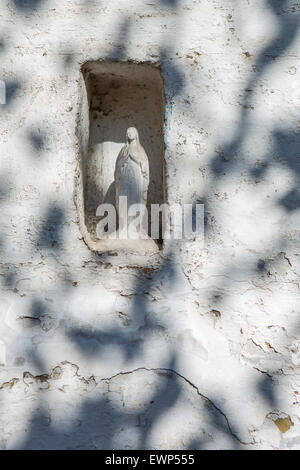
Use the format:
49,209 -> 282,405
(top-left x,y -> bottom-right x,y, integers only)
126,127 -> 139,144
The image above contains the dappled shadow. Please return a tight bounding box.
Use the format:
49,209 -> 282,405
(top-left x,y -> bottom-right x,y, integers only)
37,204 -> 66,251
12,0 -> 46,12
209,0 -> 300,179
60,50 -> 78,70
67,325 -> 143,361
107,18 -> 132,61
257,375 -> 278,408
2,271 -> 17,289
249,127 -> 300,212
66,254 -> 177,361
267,130 -> 300,212
0,38 -> 6,54
199,1 -> 300,351
16,356 -> 241,449
27,128 -> 47,154
159,47 -> 184,97
14,368 -> 181,449
2,79 -> 22,108
0,174 -> 12,201
159,0 -> 180,8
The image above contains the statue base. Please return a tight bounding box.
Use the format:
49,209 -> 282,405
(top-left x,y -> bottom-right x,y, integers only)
83,231 -> 159,256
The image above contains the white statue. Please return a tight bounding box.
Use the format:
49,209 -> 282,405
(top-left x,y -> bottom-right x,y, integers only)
115,127 -> 149,237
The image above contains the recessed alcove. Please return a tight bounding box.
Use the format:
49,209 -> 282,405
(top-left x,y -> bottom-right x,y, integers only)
76,60 -> 166,254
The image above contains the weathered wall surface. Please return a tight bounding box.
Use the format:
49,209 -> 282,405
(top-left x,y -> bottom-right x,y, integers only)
1,0 -> 300,449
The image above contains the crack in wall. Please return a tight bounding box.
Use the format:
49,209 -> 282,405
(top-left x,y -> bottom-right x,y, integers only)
0,362 -> 253,446
100,366 -> 254,446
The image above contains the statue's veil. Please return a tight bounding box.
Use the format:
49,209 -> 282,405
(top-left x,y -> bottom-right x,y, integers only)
126,127 -> 140,144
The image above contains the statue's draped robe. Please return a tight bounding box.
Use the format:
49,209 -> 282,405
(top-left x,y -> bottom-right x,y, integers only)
115,134 -> 149,232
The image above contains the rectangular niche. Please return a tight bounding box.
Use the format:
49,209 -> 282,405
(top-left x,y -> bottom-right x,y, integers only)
76,60 -> 166,254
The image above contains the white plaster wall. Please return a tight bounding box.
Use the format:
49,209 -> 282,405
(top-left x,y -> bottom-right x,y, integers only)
0,0 -> 300,449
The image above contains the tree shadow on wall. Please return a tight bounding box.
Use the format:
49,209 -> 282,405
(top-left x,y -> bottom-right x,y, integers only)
13,239 -> 247,448
37,205 -> 66,251
1,79 -> 22,108
16,354 -> 241,450
209,0 -> 300,179
1,0 -> 300,451
159,0 -> 180,8
12,0 -> 46,12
